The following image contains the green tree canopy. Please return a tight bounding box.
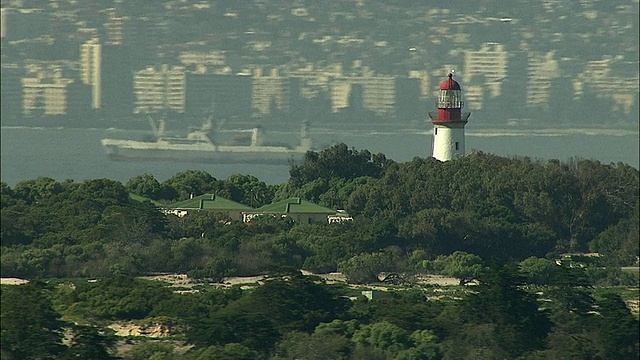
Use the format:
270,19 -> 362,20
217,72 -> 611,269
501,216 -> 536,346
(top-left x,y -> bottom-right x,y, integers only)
1,281 -> 67,359
457,263 -> 552,358
289,143 -> 390,189
126,173 -> 177,200
424,251 -> 484,285
338,252 -> 393,284
221,173 -> 273,207
162,170 -> 219,199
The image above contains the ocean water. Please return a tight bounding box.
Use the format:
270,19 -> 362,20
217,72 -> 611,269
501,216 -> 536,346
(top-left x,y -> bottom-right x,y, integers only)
1,125 -> 638,186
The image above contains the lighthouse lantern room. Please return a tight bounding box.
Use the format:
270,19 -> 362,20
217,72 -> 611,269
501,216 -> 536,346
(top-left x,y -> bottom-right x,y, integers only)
429,72 -> 471,161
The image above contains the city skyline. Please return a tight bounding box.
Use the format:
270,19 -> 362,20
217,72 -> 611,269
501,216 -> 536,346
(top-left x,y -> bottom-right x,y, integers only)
0,0 -> 638,129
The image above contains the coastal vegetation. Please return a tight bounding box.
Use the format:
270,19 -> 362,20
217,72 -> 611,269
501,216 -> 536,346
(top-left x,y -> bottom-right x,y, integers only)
1,144 -> 638,359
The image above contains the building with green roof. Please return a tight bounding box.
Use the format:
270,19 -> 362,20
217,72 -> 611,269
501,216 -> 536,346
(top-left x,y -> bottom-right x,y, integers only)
243,197 -> 337,224
163,194 -> 252,221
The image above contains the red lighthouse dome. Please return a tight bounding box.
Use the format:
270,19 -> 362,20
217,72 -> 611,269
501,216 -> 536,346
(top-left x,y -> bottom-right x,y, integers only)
429,72 -> 467,122
439,73 -> 461,90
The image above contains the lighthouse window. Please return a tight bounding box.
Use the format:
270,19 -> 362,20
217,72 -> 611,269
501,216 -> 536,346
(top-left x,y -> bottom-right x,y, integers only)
455,142 -> 459,150
434,128 -> 438,135
439,90 -> 461,108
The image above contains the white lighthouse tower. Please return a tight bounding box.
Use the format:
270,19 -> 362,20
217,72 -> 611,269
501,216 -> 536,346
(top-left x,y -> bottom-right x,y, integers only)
429,72 -> 471,161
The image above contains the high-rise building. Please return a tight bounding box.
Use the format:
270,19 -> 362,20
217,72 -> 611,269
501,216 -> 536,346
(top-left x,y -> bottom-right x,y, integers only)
103,8 -> 125,45
464,42 -> 508,99
1,8 -> 7,39
328,67 -> 396,116
80,38 -> 101,109
252,68 -> 289,116
21,71 -> 74,117
133,64 -> 186,114
526,51 -> 558,108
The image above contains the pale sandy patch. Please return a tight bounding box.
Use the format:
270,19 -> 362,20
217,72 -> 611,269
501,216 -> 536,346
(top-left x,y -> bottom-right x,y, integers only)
0,278 -> 29,285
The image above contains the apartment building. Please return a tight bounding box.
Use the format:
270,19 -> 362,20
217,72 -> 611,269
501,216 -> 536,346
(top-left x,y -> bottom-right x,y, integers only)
103,8 -> 125,45
464,42 -> 508,99
289,63 -> 342,100
251,68 -> 289,116
526,51 -> 558,108
329,74 -> 395,115
290,63 -> 397,116
133,64 -> 186,114
21,70 -> 74,116
179,50 -> 226,69
1,8 -> 7,39
80,38 -> 101,109
575,58 -> 639,114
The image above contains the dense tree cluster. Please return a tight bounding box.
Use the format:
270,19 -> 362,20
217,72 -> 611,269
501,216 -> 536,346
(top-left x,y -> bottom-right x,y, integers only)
2,145 -> 637,279
2,267 -> 638,359
1,145 -> 638,357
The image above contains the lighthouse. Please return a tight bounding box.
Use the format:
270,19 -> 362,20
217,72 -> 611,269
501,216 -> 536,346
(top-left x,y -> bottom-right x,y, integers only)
429,72 -> 471,161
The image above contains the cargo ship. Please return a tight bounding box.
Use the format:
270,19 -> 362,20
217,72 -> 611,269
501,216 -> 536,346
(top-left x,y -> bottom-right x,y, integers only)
101,118 -> 312,165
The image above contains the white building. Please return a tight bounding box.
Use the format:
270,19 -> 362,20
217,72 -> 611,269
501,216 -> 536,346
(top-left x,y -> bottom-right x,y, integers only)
80,38 -> 101,109
133,64 -> 186,114
252,68 -> 289,116
464,42 -> 508,99
22,70 -> 74,116
526,51 -> 558,108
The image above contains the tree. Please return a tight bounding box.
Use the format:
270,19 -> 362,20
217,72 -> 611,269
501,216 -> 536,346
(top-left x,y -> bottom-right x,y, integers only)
518,256 -> 560,285
222,174 -> 273,207
338,252 -> 392,284
396,330 -> 440,360
1,281 -> 67,359
289,144 -> 389,189
71,178 -> 130,207
162,170 -> 219,199
67,277 -> 173,320
589,204 -> 639,266
12,177 -> 63,205
185,343 -> 260,360
273,331 -> 352,360
301,233 -> 357,273
352,321 -> 411,355
60,325 -> 116,360
545,266 -> 595,315
314,319 -> 360,339
187,256 -> 236,282
187,309 -> 280,352
1,182 -> 17,208
0,203 -> 38,246
458,263 -> 552,358
593,293 -> 640,359
424,251 -> 484,285
227,276 -> 351,333
356,290 -> 445,333
122,341 -> 176,360
126,173 -> 175,200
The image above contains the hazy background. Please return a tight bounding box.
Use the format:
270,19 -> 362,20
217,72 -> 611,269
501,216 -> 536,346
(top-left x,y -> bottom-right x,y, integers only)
1,0 -> 638,185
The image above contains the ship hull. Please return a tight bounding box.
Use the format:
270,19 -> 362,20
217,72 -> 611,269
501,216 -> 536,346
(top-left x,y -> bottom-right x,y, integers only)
102,143 -> 307,165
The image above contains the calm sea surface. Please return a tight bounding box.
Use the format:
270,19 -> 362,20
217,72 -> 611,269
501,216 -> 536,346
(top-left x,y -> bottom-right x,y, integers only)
1,125 -> 638,186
